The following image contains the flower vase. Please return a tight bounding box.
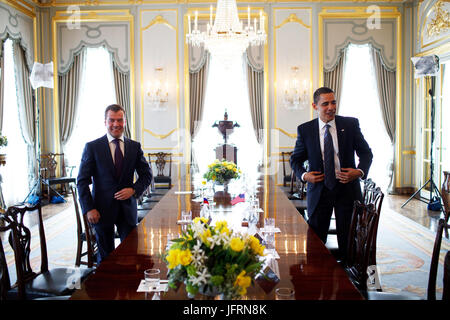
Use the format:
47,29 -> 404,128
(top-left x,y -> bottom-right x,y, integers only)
213,180 -> 231,205
198,285 -> 224,300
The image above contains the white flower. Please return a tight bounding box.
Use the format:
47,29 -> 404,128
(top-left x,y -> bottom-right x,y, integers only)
191,221 -> 206,238
190,267 -> 211,286
207,234 -> 222,249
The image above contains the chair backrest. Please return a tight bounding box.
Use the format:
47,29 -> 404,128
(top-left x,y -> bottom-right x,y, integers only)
362,178 -> 376,202
41,153 -> 70,178
70,185 -> 97,268
148,152 -> 172,177
441,171 -> 450,224
281,152 -> 293,182
345,201 -> 380,292
4,204 -> 48,300
0,214 -> 13,300
428,218 -> 449,300
443,251 -> 450,301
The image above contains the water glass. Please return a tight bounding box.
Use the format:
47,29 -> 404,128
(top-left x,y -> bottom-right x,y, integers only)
144,268 -> 160,291
264,217 -> 275,231
275,287 -> 295,300
181,210 -> 192,222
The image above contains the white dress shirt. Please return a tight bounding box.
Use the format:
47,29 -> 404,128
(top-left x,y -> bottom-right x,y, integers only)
106,133 -> 124,164
301,118 -> 341,182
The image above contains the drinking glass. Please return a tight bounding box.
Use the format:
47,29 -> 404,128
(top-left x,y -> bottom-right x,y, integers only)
264,233 -> 276,256
275,287 -> 295,300
181,210 -> 192,222
264,217 -> 275,231
144,268 -> 160,291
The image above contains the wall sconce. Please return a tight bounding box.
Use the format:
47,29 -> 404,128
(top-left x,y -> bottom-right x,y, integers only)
283,66 -> 310,110
146,67 -> 168,111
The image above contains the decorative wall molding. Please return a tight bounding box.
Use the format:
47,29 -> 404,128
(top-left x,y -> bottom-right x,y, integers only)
0,2 -> 35,69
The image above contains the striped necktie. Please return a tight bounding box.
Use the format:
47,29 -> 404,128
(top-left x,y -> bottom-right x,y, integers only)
324,124 -> 336,190
113,139 -> 123,178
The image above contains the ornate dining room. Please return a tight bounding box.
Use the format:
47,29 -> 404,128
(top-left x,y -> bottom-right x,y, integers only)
0,0 -> 449,312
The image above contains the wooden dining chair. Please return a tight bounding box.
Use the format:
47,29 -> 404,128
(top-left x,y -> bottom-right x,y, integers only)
0,214 -> 14,300
281,151 -> 293,188
148,152 -> 172,189
40,153 -> 76,202
427,218 -> 449,300
443,251 -> 450,301
4,203 -> 93,299
71,185 -> 98,268
343,201 -> 380,292
441,171 -> 449,237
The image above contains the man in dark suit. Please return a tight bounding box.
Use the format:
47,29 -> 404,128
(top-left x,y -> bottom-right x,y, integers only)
290,87 -> 373,260
77,104 -> 152,263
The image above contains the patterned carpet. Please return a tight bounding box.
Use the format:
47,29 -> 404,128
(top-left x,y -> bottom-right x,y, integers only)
1,197 -> 448,299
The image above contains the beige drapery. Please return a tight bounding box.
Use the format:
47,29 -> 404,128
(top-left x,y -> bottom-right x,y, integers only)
12,40 -> 36,185
189,53 -> 210,140
324,49 -> 346,113
0,41 -> 4,133
246,60 -> 264,144
112,58 -> 131,138
59,49 -> 85,147
371,47 -> 396,143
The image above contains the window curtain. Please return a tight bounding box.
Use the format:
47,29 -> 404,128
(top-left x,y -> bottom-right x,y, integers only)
0,40 -> 5,210
59,49 -> 85,148
324,48 -> 347,113
189,52 -> 210,140
112,57 -> 131,138
371,46 -> 396,191
12,40 -> 35,187
245,53 -> 264,144
0,40 -> 4,133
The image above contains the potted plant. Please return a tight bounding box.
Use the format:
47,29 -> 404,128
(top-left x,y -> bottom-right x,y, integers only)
203,159 -> 241,185
164,218 -> 266,299
0,134 -> 7,166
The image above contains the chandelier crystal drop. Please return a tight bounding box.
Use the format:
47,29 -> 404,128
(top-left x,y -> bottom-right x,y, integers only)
186,0 -> 266,64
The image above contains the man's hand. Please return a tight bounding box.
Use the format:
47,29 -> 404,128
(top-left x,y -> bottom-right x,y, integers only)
303,171 -> 325,183
114,187 -> 135,200
87,209 -> 101,224
336,168 -> 362,184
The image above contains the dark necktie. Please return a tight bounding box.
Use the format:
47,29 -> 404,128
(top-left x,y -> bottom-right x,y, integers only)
113,139 -> 123,178
324,124 -> 336,190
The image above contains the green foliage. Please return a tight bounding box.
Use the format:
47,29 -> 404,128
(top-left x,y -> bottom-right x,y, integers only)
0,134 -> 7,148
203,159 -> 241,184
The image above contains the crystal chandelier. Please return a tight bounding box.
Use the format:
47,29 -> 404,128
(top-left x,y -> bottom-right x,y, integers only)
186,0 -> 267,65
283,66 -> 310,110
146,67 -> 169,111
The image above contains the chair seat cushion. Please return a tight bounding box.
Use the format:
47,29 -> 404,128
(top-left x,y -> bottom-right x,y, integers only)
45,177 -> 76,185
154,177 -> 171,185
26,267 -> 93,296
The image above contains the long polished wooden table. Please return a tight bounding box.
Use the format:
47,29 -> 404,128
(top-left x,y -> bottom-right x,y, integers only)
70,176 -> 363,300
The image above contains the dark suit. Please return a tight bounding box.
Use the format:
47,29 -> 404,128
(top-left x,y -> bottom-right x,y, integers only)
77,134 -> 152,263
290,115 -> 373,258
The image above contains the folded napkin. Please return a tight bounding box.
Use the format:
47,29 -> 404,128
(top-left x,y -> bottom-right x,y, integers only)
259,227 -> 281,233
137,279 -> 169,293
174,191 -> 192,194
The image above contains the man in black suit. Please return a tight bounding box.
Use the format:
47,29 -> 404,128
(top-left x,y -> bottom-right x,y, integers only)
77,104 -> 152,263
290,87 -> 373,259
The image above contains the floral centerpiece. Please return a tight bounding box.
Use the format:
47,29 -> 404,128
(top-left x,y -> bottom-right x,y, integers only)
164,217 -> 265,299
203,159 -> 241,185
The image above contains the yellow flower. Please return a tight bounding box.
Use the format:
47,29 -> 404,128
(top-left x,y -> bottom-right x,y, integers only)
227,165 -> 233,170
212,175 -> 216,181
248,236 -> 265,256
200,228 -> 212,245
230,237 -> 245,252
178,249 -> 192,266
215,168 -> 220,172
166,248 -> 180,269
233,167 -> 237,172
201,180 -> 207,185
193,217 -> 208,224
234,270 -> 252,294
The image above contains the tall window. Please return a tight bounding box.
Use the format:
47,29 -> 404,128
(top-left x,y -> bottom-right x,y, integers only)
192,55 -> 262,179
64,46 -> 116,175
1,39 -> 30,205
440,62 -> 450,181
339,44 -> 392,191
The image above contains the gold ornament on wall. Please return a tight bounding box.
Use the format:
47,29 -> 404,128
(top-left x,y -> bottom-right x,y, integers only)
427,1 -> 450,38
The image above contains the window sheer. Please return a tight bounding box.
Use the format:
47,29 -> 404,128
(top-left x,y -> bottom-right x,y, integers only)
64,46 -> 117,175
339,44 -> 392,191
192,55 -> 262,180
1,39 -> 30,206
